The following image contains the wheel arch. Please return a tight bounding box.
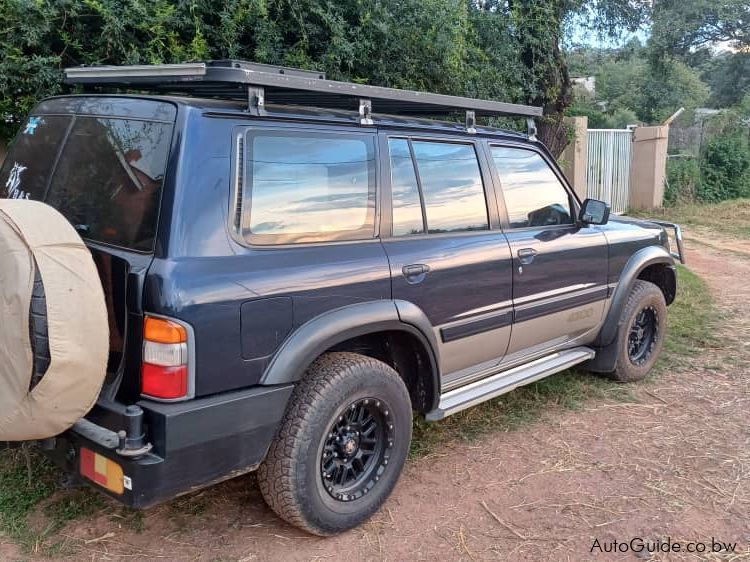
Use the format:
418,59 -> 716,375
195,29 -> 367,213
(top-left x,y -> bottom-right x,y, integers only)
597,245 -> 676,348
259,300 -> 441,412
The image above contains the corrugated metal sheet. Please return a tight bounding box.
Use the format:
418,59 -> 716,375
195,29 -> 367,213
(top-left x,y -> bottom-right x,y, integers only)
586,129 -> 633,214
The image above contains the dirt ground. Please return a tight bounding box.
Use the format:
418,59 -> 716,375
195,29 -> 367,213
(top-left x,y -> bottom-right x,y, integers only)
2,235 -> 750,561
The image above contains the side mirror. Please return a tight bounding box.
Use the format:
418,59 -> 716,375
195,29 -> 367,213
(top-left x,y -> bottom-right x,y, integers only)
579,198 -> 610,226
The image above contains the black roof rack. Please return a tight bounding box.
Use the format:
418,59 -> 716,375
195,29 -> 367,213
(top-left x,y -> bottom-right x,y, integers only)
64,60 -> 542,135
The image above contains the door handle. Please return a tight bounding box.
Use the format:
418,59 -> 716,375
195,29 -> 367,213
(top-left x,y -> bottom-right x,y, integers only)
517,248 -> 538,265
402,263 -> 431,280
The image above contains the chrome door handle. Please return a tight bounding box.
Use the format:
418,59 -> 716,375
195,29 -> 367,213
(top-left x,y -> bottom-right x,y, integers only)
402,264 -> 430,283
517,248 -> 538,265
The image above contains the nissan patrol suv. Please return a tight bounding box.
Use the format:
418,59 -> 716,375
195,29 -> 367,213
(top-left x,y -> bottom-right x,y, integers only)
0,60 -> 683,535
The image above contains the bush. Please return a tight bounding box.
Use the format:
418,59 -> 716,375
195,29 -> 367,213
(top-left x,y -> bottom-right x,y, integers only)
566,98 -> 611,128
665,157 -> 701,205
697,134 -> 750,202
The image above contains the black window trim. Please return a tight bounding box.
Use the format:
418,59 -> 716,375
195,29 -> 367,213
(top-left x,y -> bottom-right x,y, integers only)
234,125 -> 380,247
381,132 -> 499,239
2,112 -> 174,255
485,140 -> 581,233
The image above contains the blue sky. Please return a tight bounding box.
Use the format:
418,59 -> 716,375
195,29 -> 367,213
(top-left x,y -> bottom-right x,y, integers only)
566,14 -> 650,49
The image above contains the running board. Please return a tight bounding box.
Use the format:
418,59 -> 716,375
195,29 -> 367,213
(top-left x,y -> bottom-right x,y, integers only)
426,347 -> 595,421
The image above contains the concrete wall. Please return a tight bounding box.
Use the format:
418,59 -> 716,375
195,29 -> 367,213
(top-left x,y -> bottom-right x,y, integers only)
629,125 -> 669,210
561,116 -> 588,200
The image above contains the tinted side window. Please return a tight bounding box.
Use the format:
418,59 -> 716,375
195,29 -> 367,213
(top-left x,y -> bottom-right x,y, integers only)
388,138 -> 424,236
491,147 -> 573,229
0,116 -> 72,201
45,117 -> 172,251
411,141 -> 488,233
244,130 -> 376,244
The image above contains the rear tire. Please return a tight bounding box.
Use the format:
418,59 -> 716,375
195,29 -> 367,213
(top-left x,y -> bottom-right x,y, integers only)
610,280 -> 668,382
258,352 -> 412,535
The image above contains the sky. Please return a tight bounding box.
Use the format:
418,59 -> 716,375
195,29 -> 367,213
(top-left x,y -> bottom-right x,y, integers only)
565,14 -> 650,50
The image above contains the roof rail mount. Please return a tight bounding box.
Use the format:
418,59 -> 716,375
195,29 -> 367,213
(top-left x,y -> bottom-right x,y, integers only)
65,60 -> 543,129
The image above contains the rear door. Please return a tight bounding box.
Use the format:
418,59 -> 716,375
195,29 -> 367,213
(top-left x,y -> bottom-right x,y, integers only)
379,133 -> 513,386
486,143 -> 608,361
0,97 -> 176,401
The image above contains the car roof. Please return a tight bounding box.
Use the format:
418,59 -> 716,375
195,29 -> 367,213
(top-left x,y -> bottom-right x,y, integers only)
40,94 -> 531,142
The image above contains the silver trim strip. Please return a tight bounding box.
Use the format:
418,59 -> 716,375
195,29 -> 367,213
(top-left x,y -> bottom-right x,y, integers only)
452,300 -> 514,320
514,283 -> 607,312
428,347 -> 595,420
513,283 -> 596,306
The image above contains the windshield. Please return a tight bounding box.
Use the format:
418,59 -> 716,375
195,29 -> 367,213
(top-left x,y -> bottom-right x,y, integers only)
0,113 -> 173,252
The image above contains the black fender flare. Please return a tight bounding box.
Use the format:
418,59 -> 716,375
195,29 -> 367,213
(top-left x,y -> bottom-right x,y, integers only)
259,300 -> 441,406
596,245 -> 676,348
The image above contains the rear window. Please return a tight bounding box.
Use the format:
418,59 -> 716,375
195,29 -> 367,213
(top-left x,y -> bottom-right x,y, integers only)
1,114 -> 173,252
241,129 -> 377,244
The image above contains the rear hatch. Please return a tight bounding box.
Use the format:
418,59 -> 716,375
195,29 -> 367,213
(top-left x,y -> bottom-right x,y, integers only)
0,96 -> 176,402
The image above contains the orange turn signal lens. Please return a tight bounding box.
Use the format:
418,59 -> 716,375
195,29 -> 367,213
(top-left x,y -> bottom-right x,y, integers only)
144,316 -> 187,344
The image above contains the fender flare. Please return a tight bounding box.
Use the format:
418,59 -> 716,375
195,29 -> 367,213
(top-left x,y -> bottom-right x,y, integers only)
596,245 -> 676,348
259,300 -> 440,406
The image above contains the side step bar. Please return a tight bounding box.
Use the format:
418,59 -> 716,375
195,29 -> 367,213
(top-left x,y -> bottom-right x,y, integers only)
426,347 -> 595,421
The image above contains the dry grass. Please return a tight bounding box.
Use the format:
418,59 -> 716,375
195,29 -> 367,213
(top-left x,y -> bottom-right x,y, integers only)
634,198 -> 750,239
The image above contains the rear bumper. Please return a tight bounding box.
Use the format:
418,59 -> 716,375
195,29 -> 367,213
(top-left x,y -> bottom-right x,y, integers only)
43,384 -> 293,508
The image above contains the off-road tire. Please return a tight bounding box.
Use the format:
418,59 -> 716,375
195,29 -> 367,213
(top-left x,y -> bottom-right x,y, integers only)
610,280 -> 667,383
258,352 -> 412,536
28,264 -> 51,390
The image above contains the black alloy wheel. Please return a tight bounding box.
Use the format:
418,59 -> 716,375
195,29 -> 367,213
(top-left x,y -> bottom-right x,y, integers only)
321,397 -> 395,503
628,305 -> 659,366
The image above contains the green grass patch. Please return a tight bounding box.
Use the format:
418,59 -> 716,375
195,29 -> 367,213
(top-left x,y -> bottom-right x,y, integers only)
0,447 -> 106,554
632,199 -> 750,239
662,265 -> 717,361
0,447 -> 57,550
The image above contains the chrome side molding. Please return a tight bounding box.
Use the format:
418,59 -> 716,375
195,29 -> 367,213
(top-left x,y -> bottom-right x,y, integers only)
427,347 -> 595,421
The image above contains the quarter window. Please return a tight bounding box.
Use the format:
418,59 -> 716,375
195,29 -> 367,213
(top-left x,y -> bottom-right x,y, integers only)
243,130 -> 376,244
388,139 -> 488,236
491,147 -> 573,229
388,138 -> 424,236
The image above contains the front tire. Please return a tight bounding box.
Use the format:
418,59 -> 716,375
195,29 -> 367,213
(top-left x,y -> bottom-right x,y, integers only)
258,352 -> 412,535
610,280 -> 668,382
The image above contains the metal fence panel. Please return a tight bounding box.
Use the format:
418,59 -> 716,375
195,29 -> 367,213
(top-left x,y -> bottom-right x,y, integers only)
586,129 -> 633,214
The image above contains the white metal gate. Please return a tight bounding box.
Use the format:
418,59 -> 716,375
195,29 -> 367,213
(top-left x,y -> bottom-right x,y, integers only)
586,129 -> 633,214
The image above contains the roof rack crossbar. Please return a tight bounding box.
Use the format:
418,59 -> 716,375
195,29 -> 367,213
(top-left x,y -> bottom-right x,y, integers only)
64,60 -> 543,120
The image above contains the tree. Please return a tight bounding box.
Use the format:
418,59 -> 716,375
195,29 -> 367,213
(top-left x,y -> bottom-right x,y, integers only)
650,0 -> 750,57
0,0 -> 650,150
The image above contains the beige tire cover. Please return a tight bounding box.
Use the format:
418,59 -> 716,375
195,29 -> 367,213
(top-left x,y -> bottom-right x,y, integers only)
0,199 -> 109,440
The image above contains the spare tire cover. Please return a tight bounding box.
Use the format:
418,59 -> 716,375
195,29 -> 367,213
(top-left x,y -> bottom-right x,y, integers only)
0,199 -> 109,441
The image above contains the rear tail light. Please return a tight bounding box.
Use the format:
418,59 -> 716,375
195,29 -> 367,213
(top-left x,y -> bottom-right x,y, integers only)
142,316 -> 191,400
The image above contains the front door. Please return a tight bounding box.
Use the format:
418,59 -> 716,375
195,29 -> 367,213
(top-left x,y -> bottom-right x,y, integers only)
487,144 -> 608,362
380,135 -> 513,383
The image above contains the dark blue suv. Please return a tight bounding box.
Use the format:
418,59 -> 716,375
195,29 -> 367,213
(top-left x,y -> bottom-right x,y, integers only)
0,61 -> 683,535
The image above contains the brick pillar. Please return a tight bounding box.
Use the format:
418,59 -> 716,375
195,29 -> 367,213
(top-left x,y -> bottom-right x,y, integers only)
629,125 -> 669,210
561,116 -> 588,200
